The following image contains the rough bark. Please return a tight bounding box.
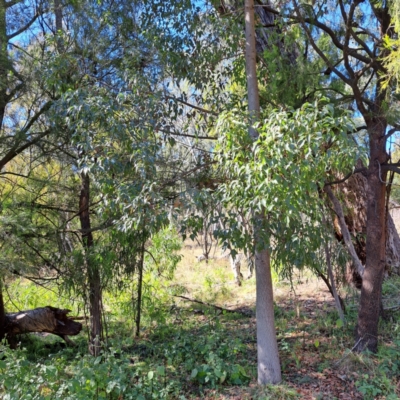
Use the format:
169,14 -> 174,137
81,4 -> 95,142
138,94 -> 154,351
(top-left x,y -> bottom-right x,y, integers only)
245,0 -> 281,384
330,165 -> 400,288
4,306 -> 82,344
253,2 -> 298,66
355,118 -> 388,353
325,184 -> 365,282
54,0 -> 65,54
79,172 -> 103,356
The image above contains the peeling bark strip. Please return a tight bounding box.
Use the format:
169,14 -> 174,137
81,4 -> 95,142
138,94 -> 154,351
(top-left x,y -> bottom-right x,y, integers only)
325,185 -> 365,278
328,166 -> 400,288
4,306 -> 82,344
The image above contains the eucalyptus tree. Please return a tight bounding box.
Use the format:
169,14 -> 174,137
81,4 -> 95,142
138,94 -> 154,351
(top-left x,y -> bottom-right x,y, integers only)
228,0 -> 400,353
0,0 -> 130,350
243,0 -> 281,384
0,0 -> 68,342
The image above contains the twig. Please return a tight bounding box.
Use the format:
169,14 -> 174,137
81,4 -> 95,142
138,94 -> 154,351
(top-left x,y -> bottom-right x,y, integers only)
383,304 -> 400,311
174,295 -> 252,316
334,337 -> 364,367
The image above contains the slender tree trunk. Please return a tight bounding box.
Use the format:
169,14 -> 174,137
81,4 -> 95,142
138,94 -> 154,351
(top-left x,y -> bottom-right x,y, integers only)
324,241 -> 345,323
79,172 -> 103,356
0,279 -> 5,342
245,0 -> 281,384
0,1 -> 8,130
54,0 -> 64,53
135,233 -> 145,337
355,120 -> 388,352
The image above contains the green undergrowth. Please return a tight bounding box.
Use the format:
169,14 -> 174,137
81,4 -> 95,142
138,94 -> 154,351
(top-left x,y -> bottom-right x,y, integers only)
1,271 -> 400,399
0,308 -> 255,399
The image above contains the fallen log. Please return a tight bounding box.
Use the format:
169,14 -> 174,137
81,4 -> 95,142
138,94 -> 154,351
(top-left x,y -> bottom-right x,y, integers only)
4,306 -> 82,346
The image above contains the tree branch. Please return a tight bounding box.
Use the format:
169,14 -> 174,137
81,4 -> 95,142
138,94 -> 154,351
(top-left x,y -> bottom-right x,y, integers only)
5,0 -> 23,8
174,295 -> 252,316
164,95 -> 219,116
324,167 -> 366,186
291,0 -> 352,86
7,11 -> 41,40
0,101 -> 53,169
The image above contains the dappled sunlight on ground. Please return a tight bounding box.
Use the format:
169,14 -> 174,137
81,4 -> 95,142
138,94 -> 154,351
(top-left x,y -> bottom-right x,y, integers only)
173,242 -> 397,399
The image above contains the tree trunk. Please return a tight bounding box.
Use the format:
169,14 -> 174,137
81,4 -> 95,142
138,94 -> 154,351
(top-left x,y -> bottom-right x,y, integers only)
54,0 -> 64,53
255,247 -> 282,383
355,121 -> 388,353
330,162 -> 400,288
0,280 -> 5,342
0,2 -> 8,129
79,172 -> 103,356
4,306 -> 82,344
245,0 -> 281,384
134,234 -> 145,337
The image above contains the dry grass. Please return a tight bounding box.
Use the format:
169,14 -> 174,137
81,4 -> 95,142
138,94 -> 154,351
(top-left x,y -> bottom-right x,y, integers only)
169,240 -> 399,399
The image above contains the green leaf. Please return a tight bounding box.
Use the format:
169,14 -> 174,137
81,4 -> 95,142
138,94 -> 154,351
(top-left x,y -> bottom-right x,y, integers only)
336,319 -> 344,328
190,368 -> 198,378
156,365 -> 165,376
106,380 -> 117,393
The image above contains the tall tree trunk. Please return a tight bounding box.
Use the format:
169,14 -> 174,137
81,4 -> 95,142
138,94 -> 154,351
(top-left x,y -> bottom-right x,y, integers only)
355,119 -> 388,352
245,0 -> 281,384
79,172 -> 103,356
0,1 -> 8,132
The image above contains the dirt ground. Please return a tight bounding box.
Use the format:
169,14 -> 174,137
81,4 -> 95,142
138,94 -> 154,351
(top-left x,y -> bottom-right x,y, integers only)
175,241 -> 397,399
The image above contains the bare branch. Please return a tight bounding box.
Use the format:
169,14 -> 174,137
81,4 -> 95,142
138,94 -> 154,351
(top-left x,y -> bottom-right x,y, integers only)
156,127 -> 217,141
7,12 -> 41,40
324,167 -> 366,186
291,0 -> 352,86
0,101 -> 53,169
164,95 -> 219,116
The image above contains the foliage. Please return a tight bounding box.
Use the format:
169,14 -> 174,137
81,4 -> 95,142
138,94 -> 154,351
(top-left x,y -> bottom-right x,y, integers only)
214,99 -> 360,273
0,344 -> 179,400
1,0 -> 400,396
354,341 -> 400,400
1,256 -> 400,398
382,1 -> 400,93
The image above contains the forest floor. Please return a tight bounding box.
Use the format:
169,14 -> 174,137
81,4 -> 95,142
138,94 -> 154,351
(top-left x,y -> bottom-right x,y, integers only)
170,243 -> 400,399
2,241 -> 400,399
